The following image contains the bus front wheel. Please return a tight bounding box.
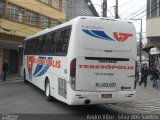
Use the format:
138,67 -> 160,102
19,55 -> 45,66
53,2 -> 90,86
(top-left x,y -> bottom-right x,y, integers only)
45,80 -> 52,101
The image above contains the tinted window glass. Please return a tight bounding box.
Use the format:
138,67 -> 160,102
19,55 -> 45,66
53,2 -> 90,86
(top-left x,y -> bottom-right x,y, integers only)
25,40 -> 31,55
24,26 -> 71,56
44,32 -> 57,55
151,0 -> 157,17
31,38 -> 39,54
56,27 -> 71,55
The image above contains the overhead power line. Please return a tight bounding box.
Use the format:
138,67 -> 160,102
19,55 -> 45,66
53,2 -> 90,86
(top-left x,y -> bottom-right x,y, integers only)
137,1 -> 160,19
124,5 -> 146,20
127,0 -> 159,20
119,0 -> 135,7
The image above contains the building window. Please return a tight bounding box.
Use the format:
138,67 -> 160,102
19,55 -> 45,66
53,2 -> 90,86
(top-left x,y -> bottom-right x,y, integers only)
41,0 -> 49,4
151,0 -> 158,17
40,15 -> 49,29
50,19 -> 59,27
7,3 -> 19,21
52,0 -> 60,9
25,10 -> 38,26
147,0 -> 151,18
0,0 -> 4,16
159,1 -> 160,16
7,3 -> 24,22
3,2 -> 61,29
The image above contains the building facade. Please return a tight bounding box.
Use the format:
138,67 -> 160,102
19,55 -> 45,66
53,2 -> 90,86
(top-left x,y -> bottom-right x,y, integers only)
146,0 -> 160,44
146,0 -> 160,63
63,0 -> 98,21
0,0 -> 65,75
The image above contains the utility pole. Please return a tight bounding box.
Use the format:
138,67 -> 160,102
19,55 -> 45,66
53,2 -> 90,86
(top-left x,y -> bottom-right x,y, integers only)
115,0 -> 118,19
102,0 -> 107,17
131,19 -> 143,68
139,19 -> 143,68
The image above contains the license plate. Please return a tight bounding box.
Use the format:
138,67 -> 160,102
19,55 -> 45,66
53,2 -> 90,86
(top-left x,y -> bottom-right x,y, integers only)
101,94 -> 112,98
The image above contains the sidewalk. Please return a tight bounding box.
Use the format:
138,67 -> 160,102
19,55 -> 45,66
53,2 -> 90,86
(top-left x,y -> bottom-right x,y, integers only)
0,74 -> 23,82
112,77 -> 160,114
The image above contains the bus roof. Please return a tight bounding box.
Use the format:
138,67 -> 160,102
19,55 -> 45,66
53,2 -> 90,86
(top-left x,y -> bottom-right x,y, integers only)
25,16 -> 132,41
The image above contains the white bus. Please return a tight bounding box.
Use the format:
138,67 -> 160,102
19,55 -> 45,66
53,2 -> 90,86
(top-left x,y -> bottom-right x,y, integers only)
22,16 -> 137,105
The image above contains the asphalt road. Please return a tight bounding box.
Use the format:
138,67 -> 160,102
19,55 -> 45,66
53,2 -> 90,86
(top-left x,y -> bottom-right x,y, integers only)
0,80 -> 125,120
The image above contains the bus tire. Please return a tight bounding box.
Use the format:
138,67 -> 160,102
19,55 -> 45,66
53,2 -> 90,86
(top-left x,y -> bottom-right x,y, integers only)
45,80 -> 52,101
24,70 -> 28,83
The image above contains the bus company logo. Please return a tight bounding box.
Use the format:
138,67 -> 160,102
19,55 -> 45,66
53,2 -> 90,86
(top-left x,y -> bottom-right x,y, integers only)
82,29 -> 134,42
78,65 -> 134,70
81,25 -> 103,30
27,56 -> 61,77
113,32 -> 134,42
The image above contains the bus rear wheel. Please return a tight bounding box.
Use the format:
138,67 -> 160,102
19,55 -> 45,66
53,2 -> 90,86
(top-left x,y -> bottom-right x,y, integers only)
45,80 -> 52,101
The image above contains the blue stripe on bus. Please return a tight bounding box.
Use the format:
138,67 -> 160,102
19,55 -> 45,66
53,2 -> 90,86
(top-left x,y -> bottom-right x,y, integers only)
91,30 -> 114,41
82,29 -> 114,41
34,57 -> 52,77
33,57 -> 46,76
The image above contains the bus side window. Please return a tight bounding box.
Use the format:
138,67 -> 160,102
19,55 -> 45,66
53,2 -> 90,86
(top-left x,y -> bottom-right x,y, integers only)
30,39 -> 33,54
36,37 -> 42,54
32,38 -> 38,54
25,40 -> 31,55
40,39 -> 44,54
56,27 -> 71,55
47,32 -> 56,54
56,30 -> 63,53
62,28 -> 71,52
30,39 -> 33,55
26,41 -> 31,54
42,35 -> 47,54
35,37 -> 40,54
34,38 -> 39,54
37,36 -> 46,54
45,34 -> 51,54
24,41 -> 27,55
31,39 -> 35,55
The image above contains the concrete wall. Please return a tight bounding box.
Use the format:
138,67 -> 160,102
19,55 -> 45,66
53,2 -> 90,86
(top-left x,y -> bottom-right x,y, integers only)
0,18 -> 41,37
146,18 -> 160,37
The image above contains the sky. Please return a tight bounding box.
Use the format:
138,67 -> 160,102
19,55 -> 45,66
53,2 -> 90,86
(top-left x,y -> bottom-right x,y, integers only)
91,0 -> 147,44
